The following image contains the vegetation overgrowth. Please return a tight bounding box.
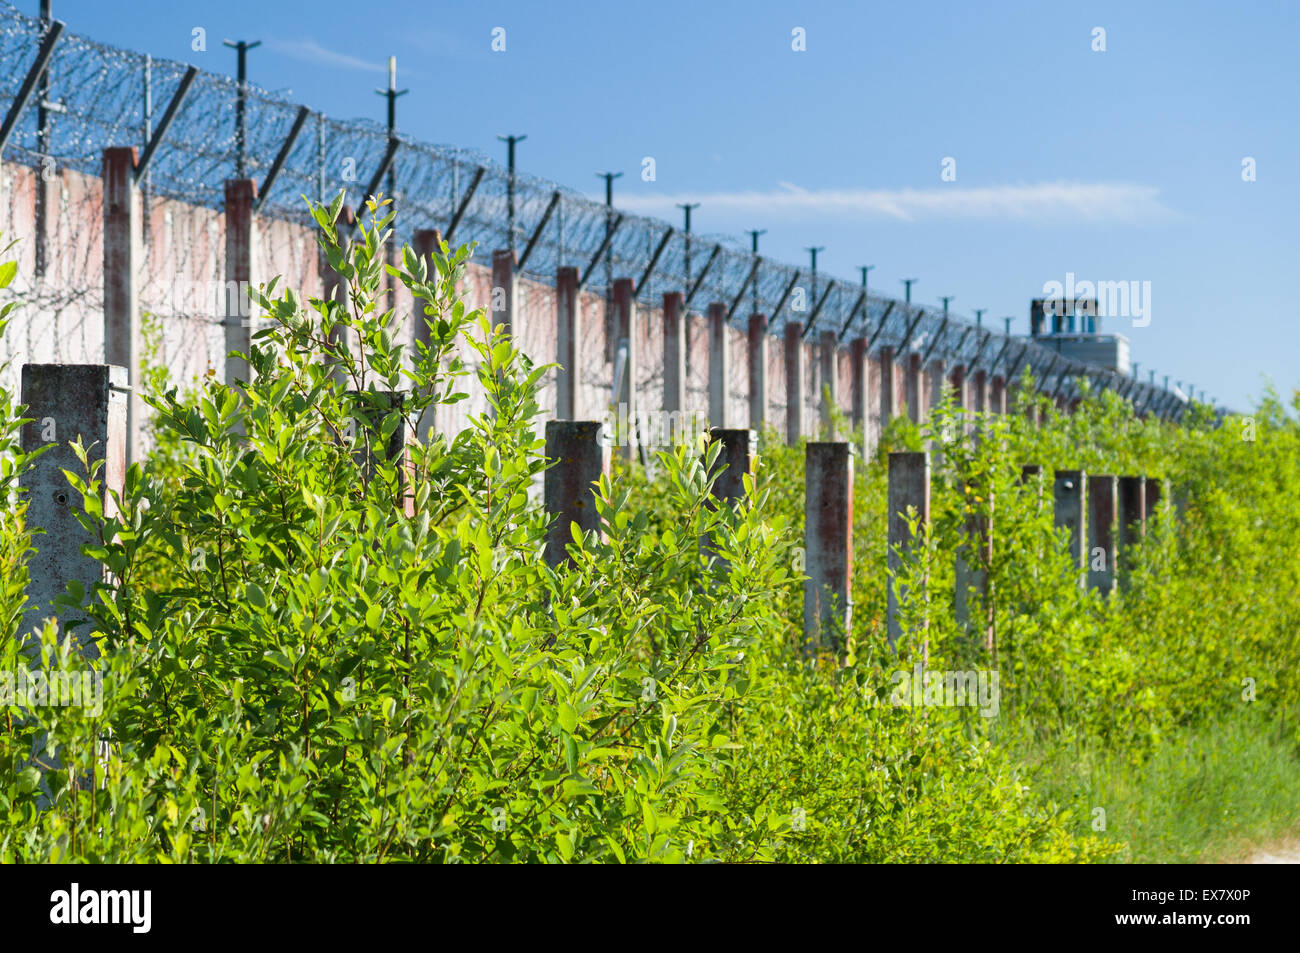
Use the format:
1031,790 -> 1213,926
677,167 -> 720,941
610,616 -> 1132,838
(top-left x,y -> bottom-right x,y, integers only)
1,203 -> 1296,862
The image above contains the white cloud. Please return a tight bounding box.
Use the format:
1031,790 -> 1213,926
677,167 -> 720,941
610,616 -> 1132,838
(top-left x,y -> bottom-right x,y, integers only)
618,181 -> 1173,224
266,38 -> 386,74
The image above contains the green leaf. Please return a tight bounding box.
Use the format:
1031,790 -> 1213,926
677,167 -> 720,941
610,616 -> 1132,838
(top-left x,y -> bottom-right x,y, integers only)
17,766 -> 40,794
557,702 -> 578,734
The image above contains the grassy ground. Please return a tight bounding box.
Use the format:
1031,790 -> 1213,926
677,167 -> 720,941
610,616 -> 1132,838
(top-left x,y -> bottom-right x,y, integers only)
1018,710 -> 1300,863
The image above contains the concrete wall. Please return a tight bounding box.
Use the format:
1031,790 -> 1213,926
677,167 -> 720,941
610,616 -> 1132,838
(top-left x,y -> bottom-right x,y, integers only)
0,158 -> 1007,451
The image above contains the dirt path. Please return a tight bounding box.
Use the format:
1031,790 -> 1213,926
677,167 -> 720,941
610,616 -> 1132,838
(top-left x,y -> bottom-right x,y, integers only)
1247,840 -> 1300,863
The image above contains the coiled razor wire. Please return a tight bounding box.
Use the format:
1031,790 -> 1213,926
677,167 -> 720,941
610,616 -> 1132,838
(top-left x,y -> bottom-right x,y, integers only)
0,2 -> 1201,416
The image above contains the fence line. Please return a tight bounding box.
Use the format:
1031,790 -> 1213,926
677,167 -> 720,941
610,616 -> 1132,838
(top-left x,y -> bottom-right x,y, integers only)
0,3 -> 1210,419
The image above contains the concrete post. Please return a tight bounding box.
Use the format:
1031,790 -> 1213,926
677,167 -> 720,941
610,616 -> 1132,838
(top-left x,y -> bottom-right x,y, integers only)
322,204 -> 355,387
879,346 -> 897,423
703,427 -> 754,569
1054,470 -> 1087,587
103,148 -> 141,466
708,302 -> 729,429
612,278 -> 637,463
706,427 -> 755,505
850,336 -> 868,455
664,291 -> 686,421
928,360 -> 947,415
555,266 -> 580,420
20,364 -> 130,659
1144,475 -> 1165,521
950,364 -> 968,414
411,229 -> 443,442
955,478 -> 994,655
804,442 -> 853,652
818,329 -> 838,433
1021,464 -> 1045,581
905,353 -> 923,424
887,451 -> 930,650
1087,474 -> 1117,592
491,248 -> 518,342
784,322 -> 804,445
544,421 -> 608,567
1118,476 -> 1146,589
349,391 -> 414,518
990,375 -> 1007,415
224,178 -> 258,389
747,314 -> 768,431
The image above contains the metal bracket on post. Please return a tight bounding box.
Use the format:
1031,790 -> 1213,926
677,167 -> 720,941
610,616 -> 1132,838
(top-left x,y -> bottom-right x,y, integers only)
444,165 -> 485,244
920,317 -> 949,363
865,300 -> 896,352
683,244 -> 722,310
770,270 -> 802,325
634,225 -> 673,298
895,306 -> 928,354
517,189 -> 561,272
727,257 -> 761,318
255,105 -> 310,213
800,281 -> 836,339
0,18 -> 65,158
134,65 -> 197,184
362,135 -> 401,205
836,290 -> 868,343
577,214 -> 624,292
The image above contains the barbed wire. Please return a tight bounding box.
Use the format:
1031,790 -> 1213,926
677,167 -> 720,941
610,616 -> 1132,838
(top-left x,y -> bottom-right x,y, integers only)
0,2 -> 1203,416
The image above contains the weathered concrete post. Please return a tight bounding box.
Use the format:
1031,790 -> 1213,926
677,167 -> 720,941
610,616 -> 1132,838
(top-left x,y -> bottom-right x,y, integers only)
955,478 -> 994,653
322,204 -> 355,387
1117,475 -> 1146,589
20,365 -> 130,659
103,148 -> 141,466
612,278 -> 638,462
951,364 -> 968,415
349,390 -> 414,518
411,229 -> 443,442
491,249 -> 518,342
928,359 -> 947,415
663,291 -> 686,425
708,302 -> 729,428
905,353 -> 923,424
887,451 -> 930,650
544,421 -> 608,567
879,346 -> 897,423
1020,464 -> 1045,582
706,427 -> 754,505
784,322 -> 804,445
747,314 -> 768,431
224,178 -> 258,389
990,375 -> 1007,415
1087,474 -> 1117,592
1054,469 -> 1087,587
818,329 -> 838,433
804,442 -> 853,652
1144,475 -> 1165,522
850,336 -> 868,455
703,428 -> 755,568
554,266 -> 580,420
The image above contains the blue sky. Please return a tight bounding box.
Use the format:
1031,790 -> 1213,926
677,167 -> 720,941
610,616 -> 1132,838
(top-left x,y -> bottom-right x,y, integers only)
44,0 -> 1300,411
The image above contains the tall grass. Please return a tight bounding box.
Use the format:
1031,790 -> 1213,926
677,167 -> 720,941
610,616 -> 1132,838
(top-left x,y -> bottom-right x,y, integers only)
1022,708 -> 1300,862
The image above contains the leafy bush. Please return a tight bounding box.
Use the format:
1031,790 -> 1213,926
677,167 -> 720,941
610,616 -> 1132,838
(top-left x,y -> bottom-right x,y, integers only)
2,204 -> 1296,863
